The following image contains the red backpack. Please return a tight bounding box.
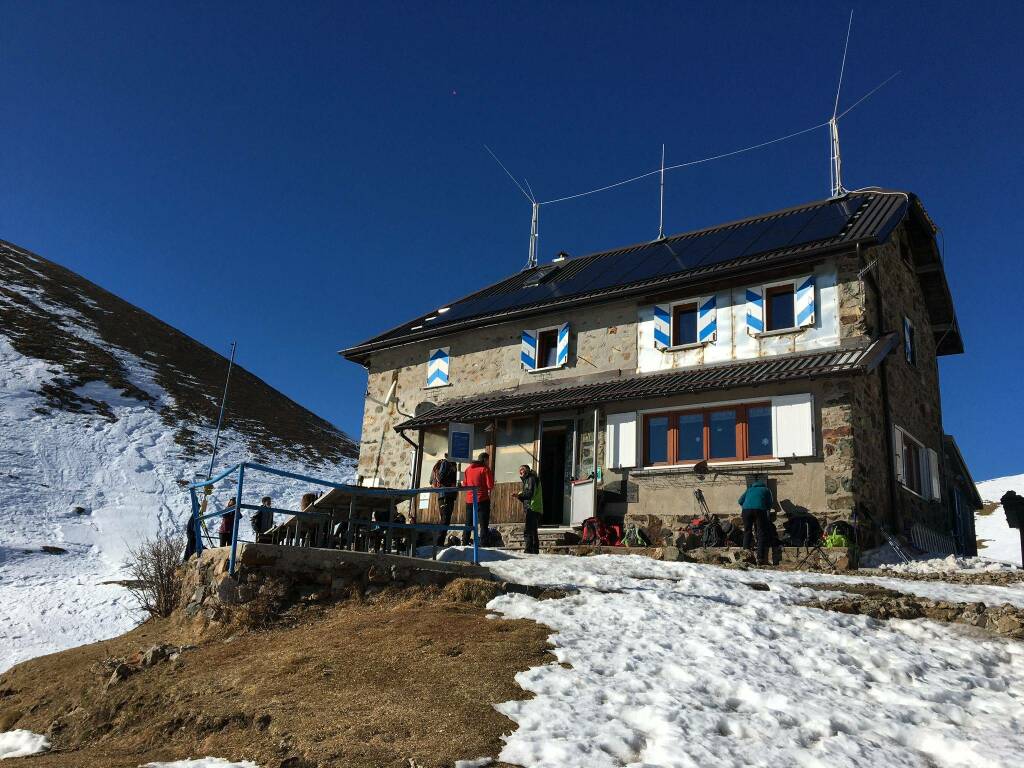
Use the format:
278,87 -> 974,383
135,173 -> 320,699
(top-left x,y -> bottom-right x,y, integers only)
581,517 -> 610,546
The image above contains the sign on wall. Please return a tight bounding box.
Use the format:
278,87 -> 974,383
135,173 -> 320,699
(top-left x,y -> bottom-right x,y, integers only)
448,422 -> 475,463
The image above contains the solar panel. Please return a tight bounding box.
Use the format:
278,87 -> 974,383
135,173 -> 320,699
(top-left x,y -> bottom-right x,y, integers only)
790,202 -> 856,244
735,207 -> 823,259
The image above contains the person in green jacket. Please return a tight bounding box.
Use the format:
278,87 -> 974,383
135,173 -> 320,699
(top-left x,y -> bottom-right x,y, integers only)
516,465 -> 543,554
738,479 -> 774,565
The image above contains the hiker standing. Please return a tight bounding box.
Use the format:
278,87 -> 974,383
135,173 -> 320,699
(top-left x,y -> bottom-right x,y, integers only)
516,464 -> 543,554
463,452 -> 494,546
183,512 -> 197,561
430,453 -> 459,547
738,479 -> 774,565
251,495 -> 274,539
218,498 -> 237,548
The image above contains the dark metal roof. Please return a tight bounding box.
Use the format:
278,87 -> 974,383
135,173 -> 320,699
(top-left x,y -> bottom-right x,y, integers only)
344,191 -> 914,361
394,334 -> 898,431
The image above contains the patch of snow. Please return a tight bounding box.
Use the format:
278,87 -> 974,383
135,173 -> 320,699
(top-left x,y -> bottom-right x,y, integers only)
484,553 -> 1024,768
975,474 -> 1024,567
877,554 -> 1020,574
0,730 -> 50,759
142,759 -> 259,768
454,758 -> 493,768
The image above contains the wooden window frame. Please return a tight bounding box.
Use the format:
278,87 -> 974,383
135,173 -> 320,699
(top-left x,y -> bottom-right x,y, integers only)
901,431 -> 925,496
643,401 -> 773,467
534,327 -> 560,371
765,283 -> 797,332
671,301 -> 699,347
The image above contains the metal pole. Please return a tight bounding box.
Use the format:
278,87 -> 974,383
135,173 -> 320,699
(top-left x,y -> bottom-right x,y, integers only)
657,144 -> 666,240
228,463 -> 245,576
527,202 -> 540,269
190,487 -> 204,557
472,488 -> 480,565
208,341 -> 237,480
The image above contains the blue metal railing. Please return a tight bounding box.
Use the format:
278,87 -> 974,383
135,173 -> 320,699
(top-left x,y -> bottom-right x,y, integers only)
186,462 -> 481,574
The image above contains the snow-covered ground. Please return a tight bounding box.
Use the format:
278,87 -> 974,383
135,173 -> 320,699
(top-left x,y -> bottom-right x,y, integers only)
481,552 -> 1024,768
976,474 -> 1023,567
0,729 -> 49,759
0,332 -> 353,673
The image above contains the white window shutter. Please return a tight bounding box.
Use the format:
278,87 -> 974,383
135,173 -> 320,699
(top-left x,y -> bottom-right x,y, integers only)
653,305 -> 671,349
796,275 -> 816,327
893,426 -> 905,485
606,412 -> 637,469
520,330 -> 537,370
556,322 -> 570,367
746,286 -> 764,335
927,448 -> 941,501
771,394 -> 815,457
426,347 -> 450,388
698,295 -> 717,343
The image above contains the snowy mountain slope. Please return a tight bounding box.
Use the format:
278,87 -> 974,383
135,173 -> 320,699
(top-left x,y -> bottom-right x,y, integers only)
975,474 -> 1024,567
0,241 -> 356,672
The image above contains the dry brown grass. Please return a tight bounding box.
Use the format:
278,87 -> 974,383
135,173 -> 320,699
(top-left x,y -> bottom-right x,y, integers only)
0,580 -> 552,767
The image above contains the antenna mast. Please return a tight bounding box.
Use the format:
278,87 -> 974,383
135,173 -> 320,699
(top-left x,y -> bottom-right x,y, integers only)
657,144 -> 666,240
830,10 -> 853,198
527,202 -> 540,269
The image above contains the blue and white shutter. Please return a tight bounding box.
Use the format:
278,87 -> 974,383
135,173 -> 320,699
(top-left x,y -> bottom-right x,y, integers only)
653,304 -> 671,349
520,330 -> 538,370
745,286 -> 764,335
697,295 -> 717,343
426,347 -> 450,387
556,322 -> 570,367
796,275 -> 816,327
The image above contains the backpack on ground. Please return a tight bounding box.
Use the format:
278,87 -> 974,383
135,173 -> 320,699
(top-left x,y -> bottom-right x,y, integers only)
581,517 -> 609,546
700,516 -> 724,548
783,515 -> 822,547
622,524 -> 650,548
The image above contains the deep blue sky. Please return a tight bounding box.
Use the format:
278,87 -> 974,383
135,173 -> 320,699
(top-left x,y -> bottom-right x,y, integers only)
1,2 -> 1021,481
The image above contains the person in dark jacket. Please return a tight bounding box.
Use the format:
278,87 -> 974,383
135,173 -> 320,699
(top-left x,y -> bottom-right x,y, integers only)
218,498 -> 237,548
516,465 -> 543,554
430,454 -> 459,546
738,479 -> 773,565
251,496 -> 274,539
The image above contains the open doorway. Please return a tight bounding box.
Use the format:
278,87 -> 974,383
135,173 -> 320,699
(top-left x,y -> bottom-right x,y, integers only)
540,421 -> 573,526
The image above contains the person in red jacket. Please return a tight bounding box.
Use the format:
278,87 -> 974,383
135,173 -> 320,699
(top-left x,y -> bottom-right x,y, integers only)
462,452 -> 495,546
218,498 -> 237,548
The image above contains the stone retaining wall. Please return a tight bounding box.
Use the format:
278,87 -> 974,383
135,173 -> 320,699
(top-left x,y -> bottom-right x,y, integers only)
179,544 -> 495,622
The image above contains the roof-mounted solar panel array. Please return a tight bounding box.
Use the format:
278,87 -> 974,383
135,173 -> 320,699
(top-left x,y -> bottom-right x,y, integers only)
357,193 -> 911,354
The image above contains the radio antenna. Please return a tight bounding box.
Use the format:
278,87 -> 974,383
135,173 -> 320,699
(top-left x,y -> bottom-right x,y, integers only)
830,10 -> 854,197
657,144 -> 666,240
484,145 -> 540,269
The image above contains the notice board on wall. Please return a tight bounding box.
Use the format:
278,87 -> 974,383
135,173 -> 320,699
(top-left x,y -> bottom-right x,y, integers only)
448,422 -> 475,463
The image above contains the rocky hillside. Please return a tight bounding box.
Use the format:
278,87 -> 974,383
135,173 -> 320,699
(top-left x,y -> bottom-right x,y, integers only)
0,239 -> 355,465
0,239 -> 357,672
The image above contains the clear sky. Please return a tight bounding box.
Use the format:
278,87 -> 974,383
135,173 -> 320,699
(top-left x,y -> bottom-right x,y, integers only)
1,2 -> 1021,481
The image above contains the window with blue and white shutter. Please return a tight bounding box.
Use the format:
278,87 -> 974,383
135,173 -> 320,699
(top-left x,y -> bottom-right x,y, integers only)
653,305 -> 671,350
426,347 -> 450,388
522,324 -> 569,371
795,275 -> 816,327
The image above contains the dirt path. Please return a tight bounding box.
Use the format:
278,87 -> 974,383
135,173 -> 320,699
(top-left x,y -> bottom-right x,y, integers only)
0,582 -> 552,767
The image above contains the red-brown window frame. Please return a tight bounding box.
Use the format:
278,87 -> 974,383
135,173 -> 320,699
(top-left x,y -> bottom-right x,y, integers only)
671,302 -> 699,347
643,402 -> 774,467
765,283 -> 796,332
535,328 -> 559,369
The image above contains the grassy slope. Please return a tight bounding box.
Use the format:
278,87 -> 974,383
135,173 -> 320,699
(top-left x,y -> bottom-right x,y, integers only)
0,584 -> 551,768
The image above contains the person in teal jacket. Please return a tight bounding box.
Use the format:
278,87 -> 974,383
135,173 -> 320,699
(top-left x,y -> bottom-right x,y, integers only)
738,479 -> 774,565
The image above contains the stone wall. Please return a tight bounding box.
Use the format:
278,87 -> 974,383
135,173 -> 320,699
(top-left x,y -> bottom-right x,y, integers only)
858,225 -> 948,534
179,545 -> 495,622
355,299 -> 639,486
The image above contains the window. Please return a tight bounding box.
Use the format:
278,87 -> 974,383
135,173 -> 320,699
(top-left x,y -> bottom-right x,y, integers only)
522,323 -> 569,371
766,284 -> 796,331
672,303 -> 698,346
643,402 -> 773,466
494,418 -> 537,484
903,317 -> 916,366
903,438 -> 923,495
536,328 -> 559,368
